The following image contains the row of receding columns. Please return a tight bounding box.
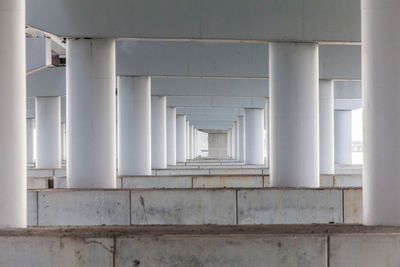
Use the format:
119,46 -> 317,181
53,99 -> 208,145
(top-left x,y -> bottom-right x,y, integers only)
2,0 -> 395,226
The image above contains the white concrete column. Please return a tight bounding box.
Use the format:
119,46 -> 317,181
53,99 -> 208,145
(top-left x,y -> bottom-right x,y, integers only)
227,129 -> 231,158
0,0 -> 26,227
193,129 -> 197,158
176,115 -> 187,162
27,118 -> 35,165
245,109 -> 264,164
362,0 -> 400,225
118,76 -> 151,175
35,97 -> 61,169
264,99 -> 270,167
189,125 -> 194,159
238,115 -> 245,162
186,120 -> 190,160
61,122 -> 66,162
320,80 -> 335,174
151,96 -> 167,169
195,129 -> 199,158
269,42 -> 319,187
67,39 -> 116,188
233,121 -> 239,159
334,110 -> 352,165
167,107 -> 176,165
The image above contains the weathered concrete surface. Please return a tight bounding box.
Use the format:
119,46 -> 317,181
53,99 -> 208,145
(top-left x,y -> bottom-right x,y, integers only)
27,191 -> 37,226
27,177 -> 50,189
54,169 -> 66,177
263,175 -> 270,187
38,190 -> 130,226
209,168 -> 263,175
131,189 -> 236,225
343,189 -> 362,224
330,234 -> 400,267
27,169 -> 54,177
193,176 -> 263,188
237,189 -> 343,224
320,175 -> 334,187
122,176 -> 192,189
6,225 -> 400,266
155,169 -> 209,176
334,175 -> 362,187
54,176 -> 67,188
0,236 -> 113,267
26,188 -> 363,226
116,234 -> 326,267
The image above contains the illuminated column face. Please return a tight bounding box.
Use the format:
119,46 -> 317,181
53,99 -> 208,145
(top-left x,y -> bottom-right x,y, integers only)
176,115 -> 187,162
186,121 -> 190,160
269,42 -> 319,187
61,122 -> 66,162
0,0 -> 26,227
167,107 -> 177,165
334,110 -> 352,165
118,76 -> 152,175
35,97 -> 61,169
27,118 -> 35,164
151,96 -> 167,169
67,39 -> 116,188
238,115 -> 245,162
264,99 -> 269,167
319,80 -> 334,174
361,0 -> 400,225
244,109 -> 264,165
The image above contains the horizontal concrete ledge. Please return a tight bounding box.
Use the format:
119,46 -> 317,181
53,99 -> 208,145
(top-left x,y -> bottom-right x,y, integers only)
27,188 -> 362,226
4,225 -> 400,266
29,173 -> 362,189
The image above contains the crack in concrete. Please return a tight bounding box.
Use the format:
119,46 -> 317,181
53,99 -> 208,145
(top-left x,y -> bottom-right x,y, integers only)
140,196 -> 149,224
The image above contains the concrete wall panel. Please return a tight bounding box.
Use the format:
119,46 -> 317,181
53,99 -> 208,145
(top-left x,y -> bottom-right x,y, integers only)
122,176 -> 192,189
116,235 -> 327,267
330,234 -> 400,267
38,191 -> 130,226
0,236 -> 113,267
237,189 -> 343,224
193,176 -> 263,188
27,191 -> 38,226
343,189 -> 362,224
131,189 -> 236,224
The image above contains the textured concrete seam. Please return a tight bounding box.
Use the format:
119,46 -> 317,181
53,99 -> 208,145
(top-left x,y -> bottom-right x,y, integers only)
235,189 -> 238,225
129,190 -> 132,225
341,189 -> 345,224
327,234 -> 330,267
36,191 -> 39,226
113,236 -> 116,267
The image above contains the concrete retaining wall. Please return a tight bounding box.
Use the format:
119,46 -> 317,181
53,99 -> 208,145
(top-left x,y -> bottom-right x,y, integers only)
2,225 -> 400,267
29,173 -> 362,190
27,188 -> 362,226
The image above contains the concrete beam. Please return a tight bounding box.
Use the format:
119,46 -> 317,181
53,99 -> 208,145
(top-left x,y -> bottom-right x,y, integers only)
334,99 -> 362,111
27,0 -> 360,42
334,81 -> 362,99
190,121 -> 234,131
117,41 -> 361,80
186,114 -> 239,122
152,77 -> 269,97
26,37 -> 52,74
27,67 -> 65,97
167,96 -> 266,109
176,107 -> 244,116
